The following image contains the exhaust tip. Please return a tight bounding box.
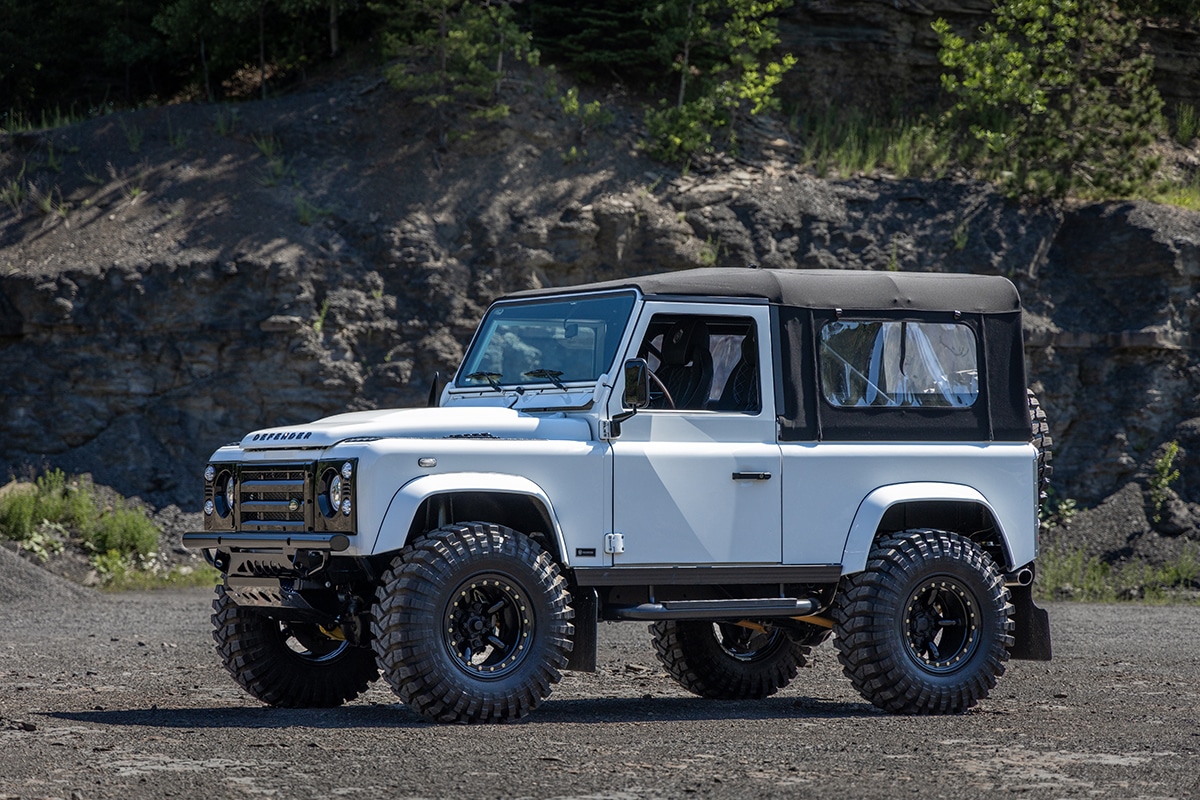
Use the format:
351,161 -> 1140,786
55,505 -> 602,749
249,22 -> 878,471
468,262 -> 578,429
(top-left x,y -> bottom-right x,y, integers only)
1005,567 -> 1034,587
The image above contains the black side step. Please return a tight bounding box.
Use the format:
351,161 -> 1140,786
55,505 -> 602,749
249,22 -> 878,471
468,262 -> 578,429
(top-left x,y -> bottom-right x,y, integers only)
612,597 -> 820,621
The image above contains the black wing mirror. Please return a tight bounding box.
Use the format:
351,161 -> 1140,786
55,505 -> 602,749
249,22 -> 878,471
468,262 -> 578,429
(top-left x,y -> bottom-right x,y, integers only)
623,358 -> 650,409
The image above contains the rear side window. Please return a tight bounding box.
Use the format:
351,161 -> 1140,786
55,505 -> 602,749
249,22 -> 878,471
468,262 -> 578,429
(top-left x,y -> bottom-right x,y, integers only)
819,320 -> 978,408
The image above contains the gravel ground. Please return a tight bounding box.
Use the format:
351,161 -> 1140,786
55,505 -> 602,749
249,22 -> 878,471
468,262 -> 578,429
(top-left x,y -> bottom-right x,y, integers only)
1,549 -> 1198,800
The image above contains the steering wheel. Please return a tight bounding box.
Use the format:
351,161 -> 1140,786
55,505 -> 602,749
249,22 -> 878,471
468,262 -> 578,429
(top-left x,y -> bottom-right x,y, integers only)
646,368 -> 675,410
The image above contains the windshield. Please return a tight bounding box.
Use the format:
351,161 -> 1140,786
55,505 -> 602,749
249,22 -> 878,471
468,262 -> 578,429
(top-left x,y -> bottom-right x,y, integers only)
456,292 -> 637,389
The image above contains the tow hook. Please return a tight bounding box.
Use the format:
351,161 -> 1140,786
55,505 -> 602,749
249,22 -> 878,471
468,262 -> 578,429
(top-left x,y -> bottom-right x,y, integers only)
291,549 -> 327,577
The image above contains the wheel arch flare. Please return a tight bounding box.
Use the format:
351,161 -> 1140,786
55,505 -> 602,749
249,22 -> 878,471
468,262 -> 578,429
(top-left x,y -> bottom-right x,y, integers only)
371,472 -> 568,564
840,482 -> 1019,575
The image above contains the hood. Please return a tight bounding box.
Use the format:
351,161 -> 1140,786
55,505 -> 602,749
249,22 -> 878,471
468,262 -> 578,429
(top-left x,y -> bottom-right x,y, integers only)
240,406 -> 593,450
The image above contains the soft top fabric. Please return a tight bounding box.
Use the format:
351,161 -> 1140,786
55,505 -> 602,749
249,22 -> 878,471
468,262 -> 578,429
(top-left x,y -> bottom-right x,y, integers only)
509,268 -> 1021,315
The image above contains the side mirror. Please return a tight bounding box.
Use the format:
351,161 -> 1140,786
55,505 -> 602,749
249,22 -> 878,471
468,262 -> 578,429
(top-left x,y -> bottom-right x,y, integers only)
623,358 -> 650,408
427,371 -> 443,408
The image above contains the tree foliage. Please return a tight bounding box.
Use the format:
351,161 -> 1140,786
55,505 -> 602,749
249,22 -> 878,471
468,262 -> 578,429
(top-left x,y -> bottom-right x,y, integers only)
934,0 -> 1164,198
1118,0 -> 1200,18
373,0 -> 535,127
642,0 -> 796,166
0,0 -> 369,122
522,4 -> 663,86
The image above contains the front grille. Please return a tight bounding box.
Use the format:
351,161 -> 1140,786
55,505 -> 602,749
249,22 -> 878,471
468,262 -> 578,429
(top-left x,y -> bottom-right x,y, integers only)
237,465 -> 310,531
204,458 -> 357,535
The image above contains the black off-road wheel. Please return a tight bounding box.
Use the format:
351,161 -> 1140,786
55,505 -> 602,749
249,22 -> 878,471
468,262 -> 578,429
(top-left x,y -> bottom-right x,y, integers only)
650,620 -> 814,699
833,530 -> 1014,714
371,522 -> 574,724
211,585 -> 379,708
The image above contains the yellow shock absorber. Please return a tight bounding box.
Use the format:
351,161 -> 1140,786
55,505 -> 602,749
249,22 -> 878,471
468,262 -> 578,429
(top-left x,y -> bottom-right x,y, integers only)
791,615 -> 834,629
318,625 -> 347,641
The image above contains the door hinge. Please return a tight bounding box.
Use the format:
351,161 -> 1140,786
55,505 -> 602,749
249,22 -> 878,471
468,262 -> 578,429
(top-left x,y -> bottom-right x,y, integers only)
604,532 -> 625,554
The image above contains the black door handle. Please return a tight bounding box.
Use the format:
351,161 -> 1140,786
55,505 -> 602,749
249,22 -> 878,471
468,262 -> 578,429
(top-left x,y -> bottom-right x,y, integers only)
732,471 -> 772,481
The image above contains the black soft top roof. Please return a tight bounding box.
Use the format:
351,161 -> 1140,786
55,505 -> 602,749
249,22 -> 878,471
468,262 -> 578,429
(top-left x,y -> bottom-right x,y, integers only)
511,268 -> 1020,314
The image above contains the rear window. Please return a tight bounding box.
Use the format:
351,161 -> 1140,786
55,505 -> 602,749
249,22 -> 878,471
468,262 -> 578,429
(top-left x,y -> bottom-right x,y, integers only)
819,320 -> 979,408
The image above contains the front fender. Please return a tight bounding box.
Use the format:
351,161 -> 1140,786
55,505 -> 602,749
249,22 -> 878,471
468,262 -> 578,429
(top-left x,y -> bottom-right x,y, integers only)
840,482 -> 1007,575
371,472 -> 566,560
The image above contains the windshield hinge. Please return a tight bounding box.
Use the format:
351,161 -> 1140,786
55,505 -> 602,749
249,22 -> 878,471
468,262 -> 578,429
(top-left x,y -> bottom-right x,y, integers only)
600,409 -> 636,440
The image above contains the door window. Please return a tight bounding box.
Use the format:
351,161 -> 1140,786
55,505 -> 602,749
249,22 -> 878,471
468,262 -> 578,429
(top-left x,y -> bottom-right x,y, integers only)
638,315 -> 760,413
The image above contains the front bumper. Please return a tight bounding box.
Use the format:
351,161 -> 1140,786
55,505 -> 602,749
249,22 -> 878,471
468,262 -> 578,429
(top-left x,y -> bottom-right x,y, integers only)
183,532 -> 369,627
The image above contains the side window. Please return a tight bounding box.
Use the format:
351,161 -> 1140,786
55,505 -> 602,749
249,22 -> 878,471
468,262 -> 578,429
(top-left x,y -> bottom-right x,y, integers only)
819,320 -> 978,408
639,315 -> 761,413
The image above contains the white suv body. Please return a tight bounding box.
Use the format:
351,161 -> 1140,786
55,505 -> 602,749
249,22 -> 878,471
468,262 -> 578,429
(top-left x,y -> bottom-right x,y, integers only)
186,268 -> 1051,722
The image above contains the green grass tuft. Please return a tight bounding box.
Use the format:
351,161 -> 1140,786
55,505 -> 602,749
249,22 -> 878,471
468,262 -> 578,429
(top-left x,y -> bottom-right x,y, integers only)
791,108 -> 950,180
1035,543 -> 1200,604
91,550 -> 220,592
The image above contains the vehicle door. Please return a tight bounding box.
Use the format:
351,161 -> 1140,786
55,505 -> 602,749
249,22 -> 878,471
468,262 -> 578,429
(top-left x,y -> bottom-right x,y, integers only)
608,301 -> 781,565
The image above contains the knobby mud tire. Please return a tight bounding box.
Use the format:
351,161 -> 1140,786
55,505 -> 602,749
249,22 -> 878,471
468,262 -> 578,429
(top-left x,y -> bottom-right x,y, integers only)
650,620 -> 813,700
833,530 -> 1014,714
211,585 -> 379,708
371,522 -> 574,724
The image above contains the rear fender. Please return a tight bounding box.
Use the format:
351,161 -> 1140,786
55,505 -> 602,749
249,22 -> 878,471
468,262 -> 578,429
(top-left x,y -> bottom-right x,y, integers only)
841,482 -> 1010,575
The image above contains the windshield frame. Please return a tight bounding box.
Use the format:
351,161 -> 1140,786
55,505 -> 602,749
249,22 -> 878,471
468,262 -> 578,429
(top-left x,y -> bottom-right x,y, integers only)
454,290 -> 638,391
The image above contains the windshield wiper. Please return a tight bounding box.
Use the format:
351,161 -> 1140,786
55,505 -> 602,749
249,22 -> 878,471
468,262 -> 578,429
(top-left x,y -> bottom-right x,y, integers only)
465,371 -> 505,392
523,369 -> 566,390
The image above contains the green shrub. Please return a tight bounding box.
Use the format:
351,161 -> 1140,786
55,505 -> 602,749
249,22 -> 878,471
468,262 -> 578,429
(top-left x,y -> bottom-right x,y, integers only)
84,505 -> 159,559
1,469 -> 160,562
644,97 -> 723,166
1148,440 -> 1181,522
0,469 -> 98,541
0,487 -> 37,541
1174,103 -> 1199,146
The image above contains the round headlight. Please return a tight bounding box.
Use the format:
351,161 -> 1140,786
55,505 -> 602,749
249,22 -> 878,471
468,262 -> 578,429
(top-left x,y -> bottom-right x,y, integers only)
317,468 -> 340,518
204,465 -> 216,483
213,470 -> 234,518
204,499 -> 215,516
340,497 -> 352,516
341,461 -> 354,480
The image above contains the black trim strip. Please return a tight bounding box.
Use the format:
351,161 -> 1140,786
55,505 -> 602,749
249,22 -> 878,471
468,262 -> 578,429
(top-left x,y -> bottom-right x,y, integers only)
572,564 -> 841,586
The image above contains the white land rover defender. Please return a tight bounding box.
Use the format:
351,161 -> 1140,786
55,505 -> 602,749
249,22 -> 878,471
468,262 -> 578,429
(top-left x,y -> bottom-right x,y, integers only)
185,267 -> 1052,723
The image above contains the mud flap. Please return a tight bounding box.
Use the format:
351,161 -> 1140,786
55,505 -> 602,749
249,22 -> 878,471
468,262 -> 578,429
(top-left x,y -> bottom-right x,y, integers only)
1008,583 -> 1052,661
566,587 -> 598,672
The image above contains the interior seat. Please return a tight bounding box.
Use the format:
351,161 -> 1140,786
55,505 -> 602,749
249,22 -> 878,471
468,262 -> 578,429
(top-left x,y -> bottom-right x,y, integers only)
713,333 -> 760,412
655,320 -> 713,409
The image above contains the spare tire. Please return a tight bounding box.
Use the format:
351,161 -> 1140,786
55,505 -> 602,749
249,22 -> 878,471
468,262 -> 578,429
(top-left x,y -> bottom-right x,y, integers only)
1028,389 -> 1053,499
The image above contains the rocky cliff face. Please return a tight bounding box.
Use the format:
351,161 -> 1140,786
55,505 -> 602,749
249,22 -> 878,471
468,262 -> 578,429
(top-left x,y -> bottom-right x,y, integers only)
1,61 -> 1199,560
